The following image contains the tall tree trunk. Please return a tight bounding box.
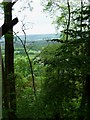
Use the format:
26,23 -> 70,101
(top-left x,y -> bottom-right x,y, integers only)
3,2 -> 16,119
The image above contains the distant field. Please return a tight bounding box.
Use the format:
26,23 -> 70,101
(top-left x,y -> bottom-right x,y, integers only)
1,34 -> 60,55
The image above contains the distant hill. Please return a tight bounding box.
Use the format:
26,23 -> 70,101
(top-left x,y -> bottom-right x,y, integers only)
15,34 -> 60,50
1,34 -> 60,52
19,34 -> 60,41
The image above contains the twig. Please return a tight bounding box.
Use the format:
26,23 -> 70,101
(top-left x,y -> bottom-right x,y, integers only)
14,32 -> 37,98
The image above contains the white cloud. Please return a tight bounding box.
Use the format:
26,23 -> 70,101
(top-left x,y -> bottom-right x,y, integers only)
0,0 -> 56,35
13,0 -> 56,35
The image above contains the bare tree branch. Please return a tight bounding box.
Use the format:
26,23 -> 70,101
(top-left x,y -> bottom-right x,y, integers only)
0,17 -> 18,38
12,0 -> 18,7
14,31 -> 37,98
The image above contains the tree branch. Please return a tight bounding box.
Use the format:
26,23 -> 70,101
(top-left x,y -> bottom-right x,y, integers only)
66,0 -> 70,41
0,17 -> 18,38
14,31 -> 37,98
12,0 -> 18,7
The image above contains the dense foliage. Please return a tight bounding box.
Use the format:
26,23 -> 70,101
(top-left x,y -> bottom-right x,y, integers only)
14,1 -> 90,119
38,1 -> 90,119
40,1 -> 90,120
1,0 -> 90,120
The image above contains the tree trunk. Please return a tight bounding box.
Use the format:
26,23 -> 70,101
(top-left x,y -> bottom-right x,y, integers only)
3,2 -> 16,119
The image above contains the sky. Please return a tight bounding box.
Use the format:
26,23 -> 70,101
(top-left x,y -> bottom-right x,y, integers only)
0,0 -> 89,35
0,0 -> 57,35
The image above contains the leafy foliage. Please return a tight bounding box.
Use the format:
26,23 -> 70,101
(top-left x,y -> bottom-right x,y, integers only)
36,1 -> 90,120
2,0 -> 90,119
